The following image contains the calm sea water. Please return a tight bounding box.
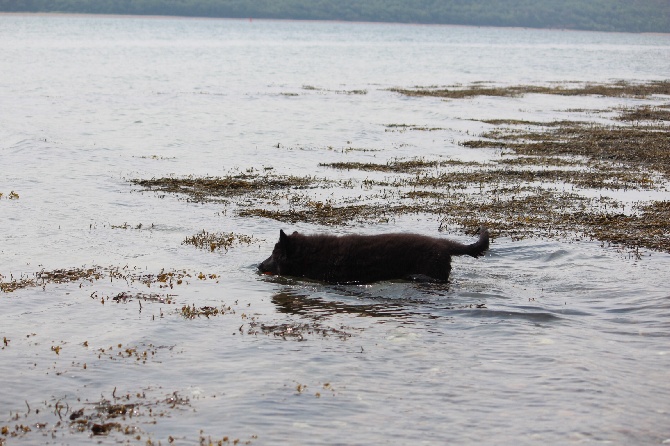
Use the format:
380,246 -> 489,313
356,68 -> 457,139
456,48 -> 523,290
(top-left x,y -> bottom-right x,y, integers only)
1,14 -> 670,445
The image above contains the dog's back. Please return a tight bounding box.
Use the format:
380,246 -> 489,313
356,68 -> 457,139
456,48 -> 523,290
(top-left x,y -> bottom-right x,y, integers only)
259,229 -> 489,284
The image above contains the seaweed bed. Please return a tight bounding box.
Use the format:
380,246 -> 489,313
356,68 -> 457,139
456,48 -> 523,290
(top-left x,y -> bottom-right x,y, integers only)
389,80 -> 670,99
129,85 -> 670,255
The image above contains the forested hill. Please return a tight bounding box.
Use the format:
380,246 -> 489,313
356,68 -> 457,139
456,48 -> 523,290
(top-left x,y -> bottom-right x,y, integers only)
1,0 -> 669,33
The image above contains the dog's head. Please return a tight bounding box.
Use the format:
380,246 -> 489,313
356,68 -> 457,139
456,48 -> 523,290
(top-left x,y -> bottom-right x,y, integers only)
258,229 -> 292,276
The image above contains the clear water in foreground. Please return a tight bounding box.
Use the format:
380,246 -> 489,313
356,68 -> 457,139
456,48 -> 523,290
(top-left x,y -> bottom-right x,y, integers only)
1,14 -> 669,445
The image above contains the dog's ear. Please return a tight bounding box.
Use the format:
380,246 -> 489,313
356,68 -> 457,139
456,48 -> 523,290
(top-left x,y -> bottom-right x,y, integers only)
278,229 -> 292,257
279,229 -> 289,247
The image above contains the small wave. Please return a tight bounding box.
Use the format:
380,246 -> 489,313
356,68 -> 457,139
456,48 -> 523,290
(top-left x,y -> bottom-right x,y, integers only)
605,303 -> 670,314
459,308 -> 563,322
541,249 -> 571,262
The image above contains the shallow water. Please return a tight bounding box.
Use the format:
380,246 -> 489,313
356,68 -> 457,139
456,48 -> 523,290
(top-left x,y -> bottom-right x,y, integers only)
1,14 -> 670,445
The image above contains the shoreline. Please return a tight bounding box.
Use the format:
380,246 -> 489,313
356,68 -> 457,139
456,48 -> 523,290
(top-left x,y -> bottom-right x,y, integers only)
1,11 -> 667,36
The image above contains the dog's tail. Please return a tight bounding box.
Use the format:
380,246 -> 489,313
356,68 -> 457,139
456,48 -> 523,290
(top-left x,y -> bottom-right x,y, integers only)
450,227 -> 490,258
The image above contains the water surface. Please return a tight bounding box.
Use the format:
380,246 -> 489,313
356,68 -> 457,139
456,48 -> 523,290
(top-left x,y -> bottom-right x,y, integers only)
1,14 -> 669,445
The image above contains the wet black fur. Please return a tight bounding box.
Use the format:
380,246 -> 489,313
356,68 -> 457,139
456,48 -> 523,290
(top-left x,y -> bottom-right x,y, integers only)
258,229 -> 489,284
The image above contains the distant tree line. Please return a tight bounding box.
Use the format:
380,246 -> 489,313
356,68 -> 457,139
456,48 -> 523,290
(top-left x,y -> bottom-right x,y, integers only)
1,0 -> 669,33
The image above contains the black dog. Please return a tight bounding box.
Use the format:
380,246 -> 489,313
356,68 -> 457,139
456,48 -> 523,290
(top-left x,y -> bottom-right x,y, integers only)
259,228 -> 489,284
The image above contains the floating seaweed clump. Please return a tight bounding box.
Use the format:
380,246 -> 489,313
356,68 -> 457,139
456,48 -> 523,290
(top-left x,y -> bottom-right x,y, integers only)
239,203 -> 372,226
180,304 -> 234,319
398,166 -> 657,191
131,173 -> 317,202
239,201 -> 422,226
321,159 -> 438,172
246,321 -> 353,341
0,191 -> 20,200
391,80 -> 670,99
302,85 -> 367,95
1,266 -> 214,294
463,117 -> 670,177
575,201 -> 670,253
1,268 -> 103,293
616,105 -> 670,122
495,156 -> 584,168
93,343 -> 165,364
0,275 -> 35,293
384,123 -> 446,132
183,231 -> 261,252
110,292 -> 175,304
320,157 -> 479,173
2,389 -> 191,443
435,189 -> 610,240
41,268 -> 104,283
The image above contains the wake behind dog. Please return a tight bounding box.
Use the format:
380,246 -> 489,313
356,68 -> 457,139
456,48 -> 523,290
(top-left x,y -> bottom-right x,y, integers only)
259,228 -> 490,284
